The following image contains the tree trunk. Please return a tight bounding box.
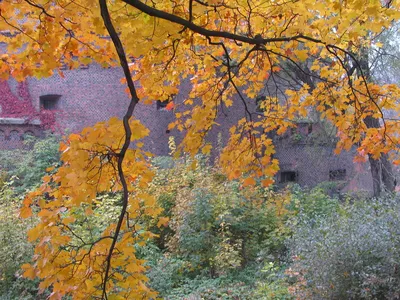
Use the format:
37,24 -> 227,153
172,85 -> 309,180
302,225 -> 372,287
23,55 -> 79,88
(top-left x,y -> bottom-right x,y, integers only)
363,115 -> 396,197
359,51 -> 395,197
368,154 -> 382,197
381,152 -> 395,193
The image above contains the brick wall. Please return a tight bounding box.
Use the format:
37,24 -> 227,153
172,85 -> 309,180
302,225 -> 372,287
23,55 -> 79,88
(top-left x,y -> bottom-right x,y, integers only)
0,64 -> 374,193
0,122 -> 42,149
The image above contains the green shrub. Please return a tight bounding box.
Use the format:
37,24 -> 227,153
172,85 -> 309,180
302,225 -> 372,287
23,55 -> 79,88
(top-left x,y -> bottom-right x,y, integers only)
141,156 -> 298,297
0,133 -> 61,193
161,267 -> 259,300
286,195 -> 400,299
149,157 -> 290,277
287,184 -> 340,221
254,262 -> 293,300
0,182 -> 48,299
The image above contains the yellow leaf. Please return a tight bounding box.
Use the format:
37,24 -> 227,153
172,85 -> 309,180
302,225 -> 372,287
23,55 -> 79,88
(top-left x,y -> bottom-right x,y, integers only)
21,264 -> 36,279
202,144 -> 212,155
19,206 -> 32,218
157,217 -> 169,228
62,216 -> 76,225
295,50 -> 308,61
27,226 -> 42,242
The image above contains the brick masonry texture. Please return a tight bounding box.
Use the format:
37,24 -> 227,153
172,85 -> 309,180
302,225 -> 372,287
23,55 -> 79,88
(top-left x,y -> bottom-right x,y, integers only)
0,65 -> 373,193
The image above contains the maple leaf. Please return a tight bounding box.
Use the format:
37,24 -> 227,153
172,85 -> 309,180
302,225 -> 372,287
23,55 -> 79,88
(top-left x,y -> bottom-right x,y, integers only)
165,101 -> 174,111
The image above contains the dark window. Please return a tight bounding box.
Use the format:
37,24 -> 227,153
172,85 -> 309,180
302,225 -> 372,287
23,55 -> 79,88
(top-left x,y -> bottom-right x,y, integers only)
308,123 -> 313,134
40,94 -> 61,110
329,169 -> 346,181
157,100 -> 168,110
280,171 -> 298,183
0,130 -> 5,141
157,96 -> 174,110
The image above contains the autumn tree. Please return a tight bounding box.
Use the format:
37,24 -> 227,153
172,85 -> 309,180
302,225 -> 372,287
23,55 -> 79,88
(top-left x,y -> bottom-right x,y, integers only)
0,0 -> 399,298
277,34 -> 398,196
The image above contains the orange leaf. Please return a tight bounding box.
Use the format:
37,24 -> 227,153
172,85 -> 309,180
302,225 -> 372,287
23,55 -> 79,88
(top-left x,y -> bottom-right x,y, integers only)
262,178 -> 274,187
46,166 -> 55,172
21,264 -> 36,279
166,101 -> 174,111
243,177 -> 256,187
19,206 -> 32,218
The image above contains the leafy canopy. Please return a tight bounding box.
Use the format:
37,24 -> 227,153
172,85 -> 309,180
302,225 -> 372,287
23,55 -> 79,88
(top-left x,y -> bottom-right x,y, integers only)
0,0 -> 399,299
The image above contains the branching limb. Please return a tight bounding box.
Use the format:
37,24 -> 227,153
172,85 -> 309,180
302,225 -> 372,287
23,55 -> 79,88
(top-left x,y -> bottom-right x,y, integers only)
99,0 -> 140,298
122,0 -> 323,45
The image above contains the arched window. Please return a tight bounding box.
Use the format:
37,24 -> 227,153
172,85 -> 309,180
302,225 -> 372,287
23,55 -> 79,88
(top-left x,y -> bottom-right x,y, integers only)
23,130 -> 35,140
9,130 -> 20,141
0,130 -> 5,141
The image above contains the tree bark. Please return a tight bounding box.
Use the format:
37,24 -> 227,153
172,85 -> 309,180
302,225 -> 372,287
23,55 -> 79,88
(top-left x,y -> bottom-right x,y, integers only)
381,152 -> 395,192
359,47 -> 396,196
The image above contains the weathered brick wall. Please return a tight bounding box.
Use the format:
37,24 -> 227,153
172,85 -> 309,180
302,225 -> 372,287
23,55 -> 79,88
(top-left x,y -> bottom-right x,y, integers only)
0,122 -> 42,149
274,143 -> 373,193
28,67 -> 253,156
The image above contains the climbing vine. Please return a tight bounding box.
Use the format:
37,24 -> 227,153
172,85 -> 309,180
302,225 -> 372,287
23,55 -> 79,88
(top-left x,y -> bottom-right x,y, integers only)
0,80 -> 57,130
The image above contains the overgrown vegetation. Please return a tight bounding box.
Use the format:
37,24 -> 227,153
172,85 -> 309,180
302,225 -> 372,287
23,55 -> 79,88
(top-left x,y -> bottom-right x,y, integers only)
1,137 -> 400,299
0,181 -> 47,300
286,195 -> 400,299
0,133 -> 60,193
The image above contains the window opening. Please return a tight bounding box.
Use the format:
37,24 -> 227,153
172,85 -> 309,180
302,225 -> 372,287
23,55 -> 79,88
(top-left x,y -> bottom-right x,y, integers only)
329,169 -> 346,180
308,123 -> 313,134
23,131 -> 35,140
40,94 -> 61,110
280,171 -> 298,183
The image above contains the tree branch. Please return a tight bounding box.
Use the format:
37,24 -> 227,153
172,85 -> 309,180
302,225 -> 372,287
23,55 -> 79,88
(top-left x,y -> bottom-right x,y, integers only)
99,0 -> 140,298
121,0 -> 323,45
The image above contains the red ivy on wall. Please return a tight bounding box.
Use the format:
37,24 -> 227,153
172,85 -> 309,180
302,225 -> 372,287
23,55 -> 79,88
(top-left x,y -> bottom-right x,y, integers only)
0,80 -> 57,130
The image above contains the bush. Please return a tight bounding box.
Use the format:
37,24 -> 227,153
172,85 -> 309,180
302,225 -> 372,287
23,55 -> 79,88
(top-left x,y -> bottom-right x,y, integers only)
254,262 -> 293,300
0,133 -> 61,193
287,184 -> 340,221
0,182 -> 48,299
286,195 -> 400,299
143,156 -> 295,297
149,157 -> 290,273
160,267 -> 259,300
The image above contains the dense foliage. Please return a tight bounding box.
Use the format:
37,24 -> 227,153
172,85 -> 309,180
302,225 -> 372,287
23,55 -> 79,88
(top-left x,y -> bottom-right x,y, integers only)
0,181 -> 48,300
143,155 -> 291,298
0,134 -> 60,193
1,141 -> 400,299
287,195 -> 400,299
